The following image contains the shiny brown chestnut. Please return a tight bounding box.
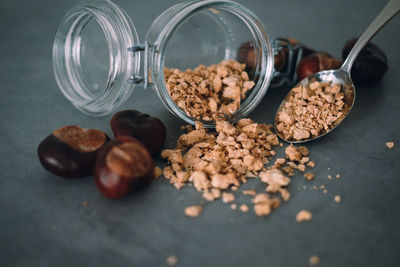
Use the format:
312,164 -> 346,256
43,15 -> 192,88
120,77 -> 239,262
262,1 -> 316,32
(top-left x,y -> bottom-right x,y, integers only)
296,52 -> 343,81
110,110 -> 166,155
94,136 -> 155,199
342,38 -> 388,85
37,126 -> 109,178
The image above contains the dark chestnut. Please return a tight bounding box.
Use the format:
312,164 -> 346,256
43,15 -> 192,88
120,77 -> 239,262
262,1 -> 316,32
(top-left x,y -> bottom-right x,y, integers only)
342,38 -> 388,85
94,136 -> 155,199
110,110 -> 166,156
296,52 -> 342,81
237,41 -> 258,73
37,125 -> 109,178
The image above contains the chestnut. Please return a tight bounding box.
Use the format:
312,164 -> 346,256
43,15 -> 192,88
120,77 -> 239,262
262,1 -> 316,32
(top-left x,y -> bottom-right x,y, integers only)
37,125 -> 109,178
94,136 -> 155,199
342,38 -> 388,85
296,52 -> 342,81
110,110 -> 166,155
237,38 -> 316,75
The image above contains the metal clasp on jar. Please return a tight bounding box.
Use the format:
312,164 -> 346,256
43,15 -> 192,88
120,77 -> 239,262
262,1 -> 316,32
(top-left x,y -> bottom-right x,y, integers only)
271,37 -> 307,87
127,42 -> 154,89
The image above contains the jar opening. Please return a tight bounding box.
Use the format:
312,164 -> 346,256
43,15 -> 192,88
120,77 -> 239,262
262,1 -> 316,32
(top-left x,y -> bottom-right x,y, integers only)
149,0 -> 274,127
53,0 -> 140,116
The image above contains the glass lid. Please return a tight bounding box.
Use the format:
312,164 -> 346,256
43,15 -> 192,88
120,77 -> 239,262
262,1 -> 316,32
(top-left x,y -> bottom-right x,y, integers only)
53,0 -> 140,116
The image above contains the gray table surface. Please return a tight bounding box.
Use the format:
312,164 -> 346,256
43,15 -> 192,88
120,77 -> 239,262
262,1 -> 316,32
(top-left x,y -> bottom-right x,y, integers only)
1,0 -> 400,266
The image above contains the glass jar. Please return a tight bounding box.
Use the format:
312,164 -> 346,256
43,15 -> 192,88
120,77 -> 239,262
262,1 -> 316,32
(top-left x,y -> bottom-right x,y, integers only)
53,0 -> 292,127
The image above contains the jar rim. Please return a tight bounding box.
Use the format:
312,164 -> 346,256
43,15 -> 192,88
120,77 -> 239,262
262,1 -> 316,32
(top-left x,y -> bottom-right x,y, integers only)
53,0 -> 140,116
149,0 -> 275,127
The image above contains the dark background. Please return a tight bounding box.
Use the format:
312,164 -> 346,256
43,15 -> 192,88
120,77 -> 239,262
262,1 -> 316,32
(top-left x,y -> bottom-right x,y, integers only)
1,0 -> 399,266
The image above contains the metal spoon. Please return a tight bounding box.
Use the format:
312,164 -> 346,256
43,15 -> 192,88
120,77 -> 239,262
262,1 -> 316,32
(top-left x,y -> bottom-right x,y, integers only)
274,0 -> 400,143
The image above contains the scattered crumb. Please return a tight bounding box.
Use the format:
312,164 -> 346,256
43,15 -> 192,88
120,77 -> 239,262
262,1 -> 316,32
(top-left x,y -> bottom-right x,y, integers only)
240,204 -> 249,213
222,192 -> 235,203
336,174 -> 341,179
307,161 -> 316,168
386,141 -> 394,149
334,195 -> 342,203
243,189 -> 257,196
154,166 -> 163,178
166,255 -> 178,266
313,185 -> 318,190
296,210 -> 312,222
184,205 -> 203,218
320,185 -> 326,189
82,201 -> 88,206
323,189 -> 328,194
304,173 -> 315,181
302,185 -> 307,190
252,193 -> 280,216
308,255 -> 320,266
327,175 -> 332,180
230,203 -> 237,210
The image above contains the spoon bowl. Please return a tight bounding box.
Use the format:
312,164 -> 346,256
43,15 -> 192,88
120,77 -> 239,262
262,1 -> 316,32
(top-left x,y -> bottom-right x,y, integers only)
274,69 -> 356,143
274,0 -> 400,143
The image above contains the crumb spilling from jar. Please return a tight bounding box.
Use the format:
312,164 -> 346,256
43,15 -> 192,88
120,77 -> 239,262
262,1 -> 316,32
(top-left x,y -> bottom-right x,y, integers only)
161,119 -> 317,218
164,60 -> 255,121
275,80 -> 351,141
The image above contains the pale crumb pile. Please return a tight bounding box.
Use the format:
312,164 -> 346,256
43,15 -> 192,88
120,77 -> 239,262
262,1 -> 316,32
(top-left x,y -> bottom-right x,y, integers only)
276,80 -> 350,141
166,255 -> 178,266
386,141 -> 395,149
296,210 -> 312,222
184,205 -> 203,218
334,195 -> 342,203
336,173 -> 341,179
164,60 -> 255,121
308,255 -> 320,266
161,119 -> 316,218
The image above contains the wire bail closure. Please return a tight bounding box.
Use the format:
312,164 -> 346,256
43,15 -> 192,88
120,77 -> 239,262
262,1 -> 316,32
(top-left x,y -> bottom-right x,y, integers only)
128,42 -> 153,89
271,37 -> 306,87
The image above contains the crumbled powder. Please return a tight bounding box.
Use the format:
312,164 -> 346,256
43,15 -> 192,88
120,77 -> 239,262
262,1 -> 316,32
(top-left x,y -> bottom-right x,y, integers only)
184,205 -> 203,218
222,192 -> 235,203
304,173 -> 315,181
336,174 -> 341,179
386,141 -> 395,149
276,80 -> 351,141
243,189 -> 257,196
82,201 -> 88,206
307,161 -> 316,168
296,210 -> 312,222
327,175 -> 332,180
166,255 -> 178,266
334,195 -> 342,203
164,60 -> 255,121
240,204 -> 249,213
230,203 -> 237,210
154,166 -> 163,179
323,189 -> 328,194
160,119 -> 325,218
252,193 -> 280,217
308,255 -> 320,266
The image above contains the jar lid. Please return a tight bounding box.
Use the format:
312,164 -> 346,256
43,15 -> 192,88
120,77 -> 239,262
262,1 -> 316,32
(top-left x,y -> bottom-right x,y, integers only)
53,0 -> 140,116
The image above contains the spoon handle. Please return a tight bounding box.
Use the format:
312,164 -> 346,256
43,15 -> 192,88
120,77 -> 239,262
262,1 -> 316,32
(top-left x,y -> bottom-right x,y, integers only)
341,0 -> 400,74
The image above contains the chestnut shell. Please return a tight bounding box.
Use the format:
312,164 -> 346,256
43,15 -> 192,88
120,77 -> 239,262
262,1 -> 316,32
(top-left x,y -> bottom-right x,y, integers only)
94,136 -> 155,199
38,132 -> 109,178
110,110 -> 166,156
